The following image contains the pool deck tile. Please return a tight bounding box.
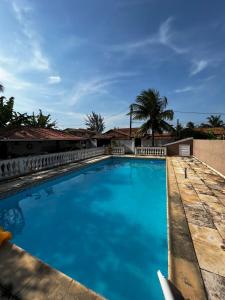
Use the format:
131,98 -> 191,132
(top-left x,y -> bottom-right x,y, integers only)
167,158 -> 206,300
168,156 -> 225,300
0,242 -> 103,300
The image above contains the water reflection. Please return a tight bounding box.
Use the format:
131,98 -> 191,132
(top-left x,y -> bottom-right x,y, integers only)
0,202 -> 25,235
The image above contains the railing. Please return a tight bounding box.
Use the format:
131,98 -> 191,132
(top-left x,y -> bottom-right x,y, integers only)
111,147 -> 125,155
135,147 -> 167,156
0,147 -> 105,181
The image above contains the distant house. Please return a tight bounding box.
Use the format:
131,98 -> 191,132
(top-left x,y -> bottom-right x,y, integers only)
0,127 -> 88,159
93,127 -> 175,153
64,128 -> 96,138
64,128 -> 97,148
194,127 -> 225,139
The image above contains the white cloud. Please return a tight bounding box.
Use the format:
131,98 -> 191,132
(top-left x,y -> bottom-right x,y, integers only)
0,67 -> 32,90
190,60 -> 208,76
69,72 -> 138,105
105,111 -> 129,129
10,0 -> 50,72
110,17 -> 188,55
48,76 -> 61,84
174,86 -> 195,93
158,17 -> 187,54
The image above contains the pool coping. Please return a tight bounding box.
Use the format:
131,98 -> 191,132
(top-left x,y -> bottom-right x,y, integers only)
168,156 -> 225,300
167,157 -> 207,299
0,154 -> 166,300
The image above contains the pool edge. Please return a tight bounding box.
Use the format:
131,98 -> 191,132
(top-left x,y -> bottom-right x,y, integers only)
167,157 -> 207,299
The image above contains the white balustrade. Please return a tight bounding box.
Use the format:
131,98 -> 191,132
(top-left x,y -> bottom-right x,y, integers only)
135,147 -> 167,156
112,147 -> 125,155
0,147 -> 105,181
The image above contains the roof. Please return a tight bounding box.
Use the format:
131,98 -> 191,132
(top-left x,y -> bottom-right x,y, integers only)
0,127 -> 87,141
194,127 -> 225,135
64,128 -> 96,137
164,137 -> 193,146
103,128 -> 140,138
101,128 -> 174,140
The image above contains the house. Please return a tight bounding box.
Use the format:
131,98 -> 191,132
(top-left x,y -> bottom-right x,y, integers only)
93,127 -> 175,153
0,127 -> 88,159
64,128 -> 96,138
194,127 -> 225,139
64,128 -> 97,148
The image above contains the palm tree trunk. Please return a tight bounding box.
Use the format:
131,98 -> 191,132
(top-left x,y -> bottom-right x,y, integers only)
152,129 -> 155,146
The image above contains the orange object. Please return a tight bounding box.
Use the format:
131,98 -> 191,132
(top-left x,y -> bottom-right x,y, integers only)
0,228 -> 12,246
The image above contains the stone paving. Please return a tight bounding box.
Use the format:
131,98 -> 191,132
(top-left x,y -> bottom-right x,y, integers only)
169,157 -> 225,300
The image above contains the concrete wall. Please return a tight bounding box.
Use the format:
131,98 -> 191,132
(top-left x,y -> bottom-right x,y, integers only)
166,138 -> 193,156
193,140 -> 225,176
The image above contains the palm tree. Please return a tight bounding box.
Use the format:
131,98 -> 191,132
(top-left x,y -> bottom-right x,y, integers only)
85,112 -> 105,133
207,115 -> 224,127
186,121 -> 195,129
130,89 -> 174,146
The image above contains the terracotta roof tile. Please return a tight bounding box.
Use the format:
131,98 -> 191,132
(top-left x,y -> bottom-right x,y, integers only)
0,127 -> 86,141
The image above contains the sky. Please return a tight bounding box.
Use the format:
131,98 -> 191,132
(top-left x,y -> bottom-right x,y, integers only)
0,0 -> 225,130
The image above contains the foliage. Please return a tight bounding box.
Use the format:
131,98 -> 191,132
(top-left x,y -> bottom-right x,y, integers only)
179,128 -> 208,139
0,95 -> 56,129
0,96 -> 15,127
28,110 -> 56,128
9,112 -> 31,128
130,89 -> 174,146
175,120 -> 183,139
85,111 -> 105,133
206,115 -> 224,127
186,121 -> 195,129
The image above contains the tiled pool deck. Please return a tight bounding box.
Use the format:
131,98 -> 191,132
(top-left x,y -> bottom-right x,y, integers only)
0,155 -> 224,299
168,157 -> 225,300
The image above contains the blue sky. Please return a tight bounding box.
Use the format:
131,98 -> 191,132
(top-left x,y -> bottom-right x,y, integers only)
0,0 -> 225,129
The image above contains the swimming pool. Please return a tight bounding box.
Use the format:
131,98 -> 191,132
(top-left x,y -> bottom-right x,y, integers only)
0,158 -> 167,300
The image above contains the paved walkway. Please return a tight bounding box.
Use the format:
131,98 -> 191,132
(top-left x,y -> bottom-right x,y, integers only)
170,157 -> 225,300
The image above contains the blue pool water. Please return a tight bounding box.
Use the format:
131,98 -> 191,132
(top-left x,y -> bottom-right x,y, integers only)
0,158 -> 167,300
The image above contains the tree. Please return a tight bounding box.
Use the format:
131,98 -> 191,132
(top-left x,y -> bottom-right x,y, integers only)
175,120 -> 183,139
28,110 -> 56,128
206,115 -> 224,127
200,122 -> 210,128
186,121 -> 195,129
9,112 -> 31,128
0,96 -> 14,127
85,111 -> 105,133
179,128 -> 209,139
130,89 -> 174,146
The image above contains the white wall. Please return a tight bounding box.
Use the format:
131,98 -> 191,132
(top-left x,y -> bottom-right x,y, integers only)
112,139 -> 134,153
141,139 -> 173,147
